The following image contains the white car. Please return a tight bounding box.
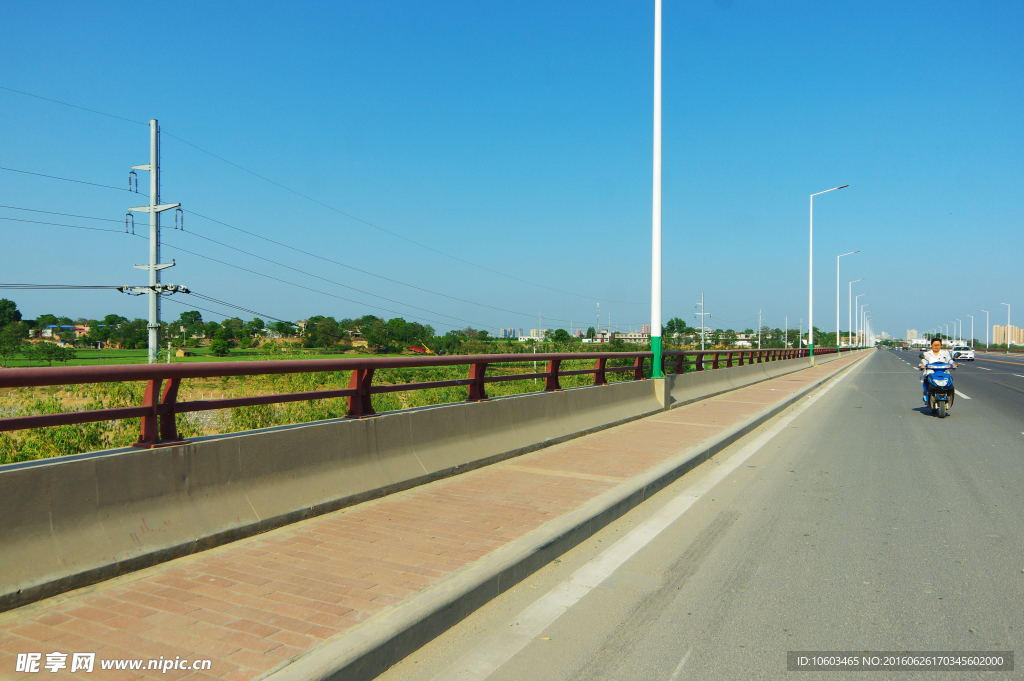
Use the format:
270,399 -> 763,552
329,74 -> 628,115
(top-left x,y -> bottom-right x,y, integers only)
951,345 -> 975,361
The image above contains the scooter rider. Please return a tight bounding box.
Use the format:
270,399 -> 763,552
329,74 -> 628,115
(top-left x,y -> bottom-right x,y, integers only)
919,337 -> 956,395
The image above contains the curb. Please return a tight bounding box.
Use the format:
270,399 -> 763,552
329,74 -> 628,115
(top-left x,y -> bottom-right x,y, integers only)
263,351 -> 870,681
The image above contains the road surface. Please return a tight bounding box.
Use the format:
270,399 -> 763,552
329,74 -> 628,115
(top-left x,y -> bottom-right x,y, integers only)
379,349 -> 1024,680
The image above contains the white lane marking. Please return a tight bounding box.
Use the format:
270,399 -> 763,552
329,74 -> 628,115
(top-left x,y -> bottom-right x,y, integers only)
669,649 -> 693,680
1015,375 -> 1024,379
979,367 -> 992,371
430,366 -> 858,681
954,390 -> 971,400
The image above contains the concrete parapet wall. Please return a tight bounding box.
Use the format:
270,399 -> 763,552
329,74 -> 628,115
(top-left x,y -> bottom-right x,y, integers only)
0,351 -> 858,611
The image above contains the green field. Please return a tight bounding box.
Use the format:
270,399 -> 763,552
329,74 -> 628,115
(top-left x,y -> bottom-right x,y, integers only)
3,347 -> 395,367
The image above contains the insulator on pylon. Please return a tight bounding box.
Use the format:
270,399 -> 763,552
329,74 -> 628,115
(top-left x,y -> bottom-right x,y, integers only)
125,212 -> 135,234
129,170 -> 138,193
175,207 -> 184,231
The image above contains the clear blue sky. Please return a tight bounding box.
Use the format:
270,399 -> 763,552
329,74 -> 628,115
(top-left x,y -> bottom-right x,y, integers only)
1,1 -> 1021,340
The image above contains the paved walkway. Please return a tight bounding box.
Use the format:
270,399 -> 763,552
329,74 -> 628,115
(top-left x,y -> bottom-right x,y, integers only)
0,355 -> 864,681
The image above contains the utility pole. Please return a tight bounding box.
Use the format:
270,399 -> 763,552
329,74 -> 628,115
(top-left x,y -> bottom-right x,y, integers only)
695,293 -> 710,351
650,0 -> 664,378
757,309 -> 762,350
784,317 -> 788,348
127,119 -> 183,364
981,309 -> 989,349
596,302 -> 600,335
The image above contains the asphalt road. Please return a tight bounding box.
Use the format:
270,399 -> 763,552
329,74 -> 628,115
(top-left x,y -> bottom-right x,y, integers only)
379,349 -> 1024,681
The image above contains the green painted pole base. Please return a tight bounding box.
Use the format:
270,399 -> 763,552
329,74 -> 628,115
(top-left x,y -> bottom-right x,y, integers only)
651,335 -> 665,378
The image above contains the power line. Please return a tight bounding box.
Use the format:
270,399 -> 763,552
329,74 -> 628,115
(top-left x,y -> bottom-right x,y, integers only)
1,201 -> 580,324
0,215 -> 124,234
0,84 -> 640,305
185,209 -> 577,323
0,284 -> 122,290
0,204 -> 124,224
0,166 -> 140,194
0,85 -> 148,126
0,209 -> 486,328
156,235 -> 484,330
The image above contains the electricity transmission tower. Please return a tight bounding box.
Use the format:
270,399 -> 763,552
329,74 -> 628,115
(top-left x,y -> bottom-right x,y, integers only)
126,119 -> 186,363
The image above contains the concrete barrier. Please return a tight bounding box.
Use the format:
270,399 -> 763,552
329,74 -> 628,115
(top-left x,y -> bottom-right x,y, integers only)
0,351 -> 859,611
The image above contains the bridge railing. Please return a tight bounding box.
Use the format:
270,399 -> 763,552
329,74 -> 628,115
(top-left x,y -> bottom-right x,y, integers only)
0,347 -> 842,447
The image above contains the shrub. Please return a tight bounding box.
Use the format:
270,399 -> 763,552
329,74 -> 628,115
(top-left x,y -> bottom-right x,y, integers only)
209,340 -> 230,357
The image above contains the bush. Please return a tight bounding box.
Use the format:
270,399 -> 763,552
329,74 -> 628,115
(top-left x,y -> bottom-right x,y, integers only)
209,340 -> 230,357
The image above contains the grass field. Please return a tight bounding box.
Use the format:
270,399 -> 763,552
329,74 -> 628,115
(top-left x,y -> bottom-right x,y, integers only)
3,347 -> 392,367
1,345 -> 721,465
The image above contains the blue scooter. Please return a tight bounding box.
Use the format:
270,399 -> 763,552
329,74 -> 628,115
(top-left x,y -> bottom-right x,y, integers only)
922,362 -> 955,418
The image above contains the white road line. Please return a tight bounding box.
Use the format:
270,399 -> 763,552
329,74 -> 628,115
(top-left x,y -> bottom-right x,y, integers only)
1015,374 -> 1024,379
669,649 -> 693,680
955,390 -> 971,400
980,367 -> 992,371
430,367 -> 858,681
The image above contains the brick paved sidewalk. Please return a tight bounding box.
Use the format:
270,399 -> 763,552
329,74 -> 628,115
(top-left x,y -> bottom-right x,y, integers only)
0,355 -> 864,681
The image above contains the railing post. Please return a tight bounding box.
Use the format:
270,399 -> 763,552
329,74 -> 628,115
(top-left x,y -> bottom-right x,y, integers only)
633,356 -> 645,381
467,362 -> 489,401
136,379 -> 162,446
544,359 -> 562,391
594,357 -> 608,386
695,351 -> 704,371
713,352 -> 721,369
674,354 -> 685,374
726,351 -> 734,368
159,378 -> 181,442
346,368 -> 376,418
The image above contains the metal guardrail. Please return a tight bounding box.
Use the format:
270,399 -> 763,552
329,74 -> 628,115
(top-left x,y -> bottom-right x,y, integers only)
0,347 -> 844,447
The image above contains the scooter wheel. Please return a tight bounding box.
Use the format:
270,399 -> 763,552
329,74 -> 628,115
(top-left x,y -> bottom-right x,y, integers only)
938,402 -> 947,418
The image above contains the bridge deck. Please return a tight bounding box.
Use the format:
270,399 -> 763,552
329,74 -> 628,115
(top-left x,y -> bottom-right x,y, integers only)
0,354 -> 863,681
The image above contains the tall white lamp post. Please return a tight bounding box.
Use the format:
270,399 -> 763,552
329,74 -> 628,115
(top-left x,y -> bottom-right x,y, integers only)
848,278 -> 864,348
837,251 -> 859,350
808,184 -> 849,364
967,314 -> 974,349
650,0 -> 664,378
981,309 -> 989,349
854,294 -> 866,346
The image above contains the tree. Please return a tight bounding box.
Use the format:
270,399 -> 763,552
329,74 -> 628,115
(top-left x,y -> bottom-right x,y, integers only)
552,328 -> 572,343
0,322 -> 28,367
0,299 -> 22,327
586,327 -> 596,339
269,321 -> 295,337
209,339 -> 231,357
24,342 -> 72,367
35,313 -> 59,329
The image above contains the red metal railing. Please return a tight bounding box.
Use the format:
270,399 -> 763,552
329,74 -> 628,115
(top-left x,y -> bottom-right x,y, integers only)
0,347 -> 840,447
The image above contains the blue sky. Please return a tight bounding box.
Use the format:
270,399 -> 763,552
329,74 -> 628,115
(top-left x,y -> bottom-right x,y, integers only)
1,0 -> 1021,340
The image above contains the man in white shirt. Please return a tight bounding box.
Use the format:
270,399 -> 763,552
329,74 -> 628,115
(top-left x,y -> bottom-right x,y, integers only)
919,337 -> 956,398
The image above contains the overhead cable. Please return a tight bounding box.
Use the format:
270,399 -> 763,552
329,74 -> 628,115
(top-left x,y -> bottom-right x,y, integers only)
0,84 -> 640,305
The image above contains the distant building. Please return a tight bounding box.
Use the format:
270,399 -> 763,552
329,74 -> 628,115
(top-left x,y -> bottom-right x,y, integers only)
641,324 -> 651,334
906,329 -> 918,341
993,325 -> 1024,346
880,331 -> 891,341
529,328 -> 549,339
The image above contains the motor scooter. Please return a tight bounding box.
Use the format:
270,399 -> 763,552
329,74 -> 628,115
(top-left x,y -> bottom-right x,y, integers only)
922,362 -> 955,418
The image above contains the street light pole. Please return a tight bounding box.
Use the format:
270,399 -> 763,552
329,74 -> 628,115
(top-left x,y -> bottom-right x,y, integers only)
955,319 -> 961,346
860,303 -> 869,346
854,294 -> 866,346
809,184 -> 849,364
848,278 -> 864,348
649,0 -> 665,378
837,251 -> 859,351
967,314 -> 974,349
981,309 -> 989,349
1000,303 -> 1010,353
